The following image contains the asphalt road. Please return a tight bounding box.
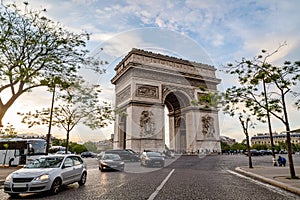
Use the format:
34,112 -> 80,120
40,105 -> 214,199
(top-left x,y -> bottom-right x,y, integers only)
1,154 -> 299,200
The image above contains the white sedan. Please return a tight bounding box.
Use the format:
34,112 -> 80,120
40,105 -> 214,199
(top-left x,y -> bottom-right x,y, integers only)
4,154 -> 87,198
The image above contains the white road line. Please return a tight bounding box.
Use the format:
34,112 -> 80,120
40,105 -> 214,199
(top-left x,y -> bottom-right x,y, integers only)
226,170 -> 298,198
148,169 -> 175,200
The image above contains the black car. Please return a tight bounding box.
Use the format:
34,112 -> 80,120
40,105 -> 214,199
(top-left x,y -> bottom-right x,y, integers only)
98,153 -> 125,172
140,151 -> 165,168
81,151 -> 97,158
105,149 -> 140,162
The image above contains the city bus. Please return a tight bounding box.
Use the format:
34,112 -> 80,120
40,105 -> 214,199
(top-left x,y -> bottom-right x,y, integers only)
0,138 -> 47,166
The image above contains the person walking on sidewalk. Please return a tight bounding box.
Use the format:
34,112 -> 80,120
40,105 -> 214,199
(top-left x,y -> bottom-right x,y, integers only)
277,156 -> 286,167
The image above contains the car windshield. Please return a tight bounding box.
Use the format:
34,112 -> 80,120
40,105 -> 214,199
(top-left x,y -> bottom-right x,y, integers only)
103,154 -> 121,160
25,157 -> 64,168
147,152 -> 162,157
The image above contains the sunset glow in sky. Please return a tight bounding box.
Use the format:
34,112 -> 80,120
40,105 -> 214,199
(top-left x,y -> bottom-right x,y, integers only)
2,0 -> 300,143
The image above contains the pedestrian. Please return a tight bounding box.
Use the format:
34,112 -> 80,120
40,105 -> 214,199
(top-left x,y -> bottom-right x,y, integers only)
277,156 -> 286,167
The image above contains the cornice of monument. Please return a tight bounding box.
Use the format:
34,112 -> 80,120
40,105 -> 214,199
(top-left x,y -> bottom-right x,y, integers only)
114,48 -> 215,71
111,48 -> 219,84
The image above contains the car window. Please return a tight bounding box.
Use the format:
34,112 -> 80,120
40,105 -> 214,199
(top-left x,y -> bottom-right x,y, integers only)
25,157 -> 64,168
64,157 -> 73,167
103,154 -> 120,160
72,156 -> 83,166
147,152 -> 161,157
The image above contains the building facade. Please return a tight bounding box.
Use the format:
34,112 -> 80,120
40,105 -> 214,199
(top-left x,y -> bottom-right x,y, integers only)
251,133 -> 300,146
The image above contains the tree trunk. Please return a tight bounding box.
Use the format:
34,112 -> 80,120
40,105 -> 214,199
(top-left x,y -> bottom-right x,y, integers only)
282,92 -> 296,178
245,132 -> 253,168
66,130 -> 70,154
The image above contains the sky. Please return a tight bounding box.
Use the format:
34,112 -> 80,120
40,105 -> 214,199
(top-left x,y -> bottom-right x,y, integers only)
2,0 -> 300,143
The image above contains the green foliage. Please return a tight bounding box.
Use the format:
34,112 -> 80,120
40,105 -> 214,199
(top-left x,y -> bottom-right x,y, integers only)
0,2 -> 106,126
221,141 -> 230,151
251,144 -> 268,150
224,43 -> 300,127
231,142 -> 247,151
83,141 -> 97,152
69,143 -> 87,154
0,123 -> 17,138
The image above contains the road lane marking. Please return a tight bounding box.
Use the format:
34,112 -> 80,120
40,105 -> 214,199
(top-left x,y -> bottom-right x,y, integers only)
148,169 -> 175,200
226,170 -> 298,198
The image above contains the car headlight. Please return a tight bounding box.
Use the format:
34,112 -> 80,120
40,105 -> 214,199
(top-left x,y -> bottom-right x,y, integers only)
120,162 -> 125,165
34,174 -> 49,182
101,162 -> 108,166
5,174 -> 12,182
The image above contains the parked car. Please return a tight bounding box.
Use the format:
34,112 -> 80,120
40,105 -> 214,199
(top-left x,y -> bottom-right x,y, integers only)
98,153 -> 125,172
140,151 -> 165,168
105,149 -> 140,162
4,154 -> 87,198
81,151 -> 97,158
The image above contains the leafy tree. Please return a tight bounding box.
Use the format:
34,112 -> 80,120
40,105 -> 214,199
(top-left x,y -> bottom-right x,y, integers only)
251,144 -> 268,150
231,142 -> 247,151
225,44 -> 300,178
18,83 -> 114,153
70,143 -> 87,154
221,141 -> 230,153
0,123 -> 17,138
83,141 -> 97,152
0,2 -> 104,127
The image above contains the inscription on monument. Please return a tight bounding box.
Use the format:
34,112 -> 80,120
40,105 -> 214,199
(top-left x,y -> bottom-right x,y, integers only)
136,84 -> 159,99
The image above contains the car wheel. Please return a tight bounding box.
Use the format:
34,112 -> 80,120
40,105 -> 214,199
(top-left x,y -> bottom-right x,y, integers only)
50,178 -> 61,195
78,172 -> 87,186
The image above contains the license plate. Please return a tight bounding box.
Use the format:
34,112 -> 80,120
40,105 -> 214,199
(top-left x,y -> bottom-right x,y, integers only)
110,165 -> 117,168
155,161 -> 160,164
13,183 -> 27,188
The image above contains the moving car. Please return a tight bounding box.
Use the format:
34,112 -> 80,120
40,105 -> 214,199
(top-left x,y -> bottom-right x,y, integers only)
140,151 -> 165,168
105,149 -> 140,162
81,151 -> 97,158
4,154 -> 87,198
98,153 -> 125,172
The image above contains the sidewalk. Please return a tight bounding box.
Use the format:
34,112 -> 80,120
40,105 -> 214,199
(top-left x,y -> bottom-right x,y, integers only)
236,166 -> 300,196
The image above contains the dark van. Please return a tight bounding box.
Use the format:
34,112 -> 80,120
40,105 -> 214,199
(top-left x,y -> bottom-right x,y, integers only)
105,149 -> 140,162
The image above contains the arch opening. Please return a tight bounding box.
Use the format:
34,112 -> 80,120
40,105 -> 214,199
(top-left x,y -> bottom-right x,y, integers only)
164,91 -> 190,153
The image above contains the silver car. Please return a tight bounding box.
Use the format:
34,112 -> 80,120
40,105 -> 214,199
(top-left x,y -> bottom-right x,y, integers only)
4,154 -> 87,198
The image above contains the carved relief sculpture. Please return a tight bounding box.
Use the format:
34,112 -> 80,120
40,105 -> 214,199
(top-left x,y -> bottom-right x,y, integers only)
140,111 -> 156,136
202,115 -> 215,138
136,84 -> 159,99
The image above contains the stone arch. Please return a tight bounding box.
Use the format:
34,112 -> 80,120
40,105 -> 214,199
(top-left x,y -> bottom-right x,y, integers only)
163,89 -> 191,112
163,91 -> 189,153
111,49 -> 221,153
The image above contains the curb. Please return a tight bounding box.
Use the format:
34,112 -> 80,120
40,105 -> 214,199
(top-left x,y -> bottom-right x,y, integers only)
235,167 -> 300,196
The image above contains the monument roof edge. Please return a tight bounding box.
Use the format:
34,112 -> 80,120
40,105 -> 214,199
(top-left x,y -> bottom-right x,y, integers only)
114,48 -> 215,71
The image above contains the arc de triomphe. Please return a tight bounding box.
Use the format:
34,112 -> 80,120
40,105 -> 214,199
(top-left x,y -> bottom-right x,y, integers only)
111,49 -> 221,153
